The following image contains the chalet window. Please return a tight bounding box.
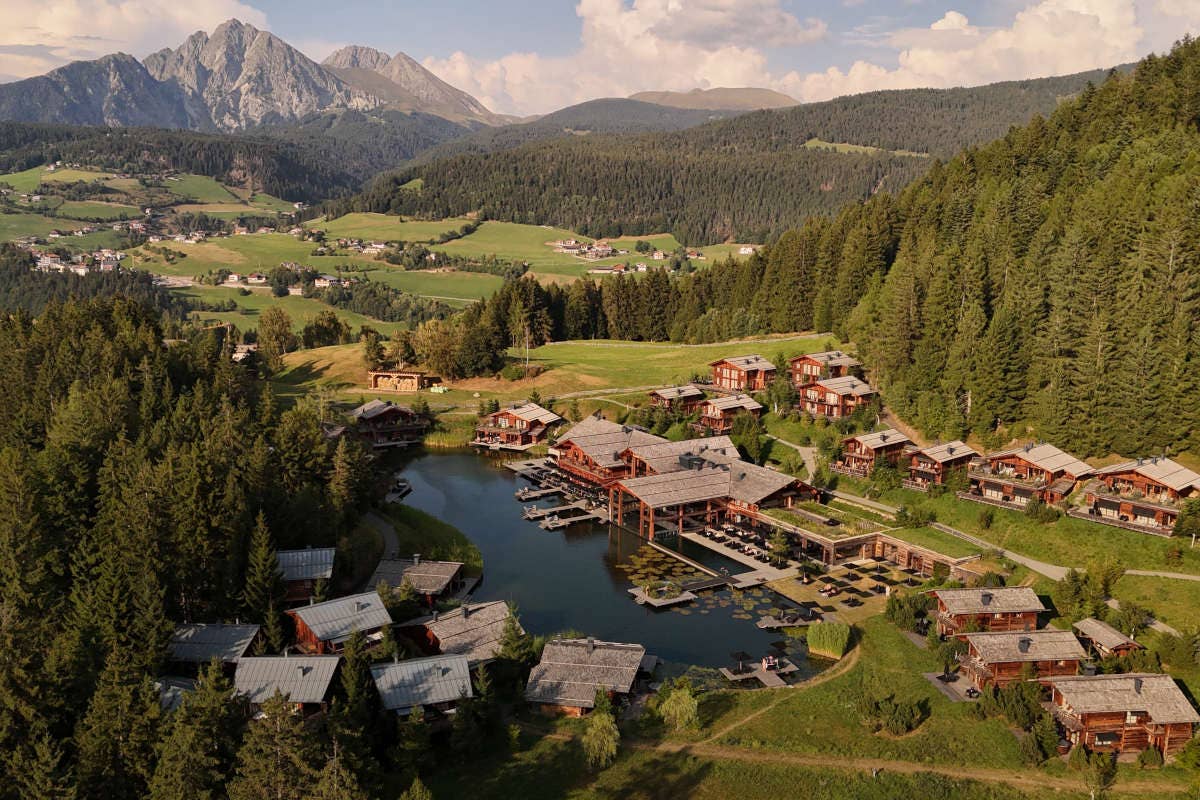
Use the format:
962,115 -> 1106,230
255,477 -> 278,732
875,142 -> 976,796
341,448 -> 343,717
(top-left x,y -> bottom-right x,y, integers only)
1125,712 -> 1138,724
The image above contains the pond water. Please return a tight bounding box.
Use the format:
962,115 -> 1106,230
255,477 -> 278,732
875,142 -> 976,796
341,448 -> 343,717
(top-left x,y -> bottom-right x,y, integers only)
400,451 -> 828,675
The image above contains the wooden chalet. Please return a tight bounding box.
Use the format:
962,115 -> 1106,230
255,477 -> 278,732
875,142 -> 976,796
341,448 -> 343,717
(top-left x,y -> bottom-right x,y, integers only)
401,600 -> 517,666
906,441 -> 979,490
965,443 -> 1093,508
647,385 -> 706,413
1049,674 -> 1200,756
168,623 -> 260,667
549,416 -> 667,489
931,587 -> 1045,637
796,375 -> 876,419
1078,458 -> 1200,533
234,655 -> 340,714
787,350 -> 862,384
367,369 -> 440,393
621,436 -> 740,478
959,629 -> 1086,689
833,429 -> 911,477
525,638 -> 646,716
370,556 -> 465,605
371,654 -> 473,718
695,394 -> 762,434
277,547 -> 335,604
287,592 -> 393,654
473,402 -> 562,451
610,446 -> 817,540
348,400 -> 429,448
708,354 -> 775,392
1072,618 -> 1144,659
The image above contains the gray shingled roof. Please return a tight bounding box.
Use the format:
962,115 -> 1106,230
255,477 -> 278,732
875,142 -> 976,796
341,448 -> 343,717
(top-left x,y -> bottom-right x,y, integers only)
289,592 -> 393,644
625,436 -> 739,474
525,638 -> 645,708
1050,674 -> 1200,724
704,394 -> 763,413
813,375 -> 875,397
934,587 -> 1045,615
791,350 -> 861,369
846,428 -> 910,451
350,399 -> 414,421
371,655 -> 473,712
651,385 -> 704,401
277,548 -> 335,582
709,354 -> 775,371
988,443 -> 1093,478
618,455 -> 797,509
169,623 -> 260,663
1096,457 -> 1200,492
917,441 -> 978,464
371,558 -> 463,595
234,656 -> 340,704
501,402 -> 563,426
156,676 -> 198,712
965,629 -> 1087,664
405,601 -> 516,665
1073,618 -> 1141,652
554,417 -> 666,468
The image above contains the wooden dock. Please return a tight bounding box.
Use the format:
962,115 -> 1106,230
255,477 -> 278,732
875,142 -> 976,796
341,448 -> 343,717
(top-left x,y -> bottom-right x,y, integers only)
719,658 -> 800,688
523,500 -> 588,520
628,587 -> 698,607
515,486 -> 563,501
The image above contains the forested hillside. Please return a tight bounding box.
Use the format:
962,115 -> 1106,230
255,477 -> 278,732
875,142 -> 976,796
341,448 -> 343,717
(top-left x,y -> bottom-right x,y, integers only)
331,66 -> 1119,243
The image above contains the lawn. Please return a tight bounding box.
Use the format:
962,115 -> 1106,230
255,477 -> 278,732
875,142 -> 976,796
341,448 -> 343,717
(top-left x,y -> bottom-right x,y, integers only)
248,192 -> 296,213
128,234 -> 374,276
434,220 -> 595,276
165,173 -> 238,203
55,200 -> 141,220
309,212 -> 475,242
0,165 -> 115,192
885,526 -> 984,559
170,285 -> 407,336
1112,574 -> 1200,629
0,211 -> 84,240
381,504 -> 483,572
366,268 -> 503,301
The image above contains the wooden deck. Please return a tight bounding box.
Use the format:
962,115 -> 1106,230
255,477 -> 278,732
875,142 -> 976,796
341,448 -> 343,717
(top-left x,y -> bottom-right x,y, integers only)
719,658 -> 800,688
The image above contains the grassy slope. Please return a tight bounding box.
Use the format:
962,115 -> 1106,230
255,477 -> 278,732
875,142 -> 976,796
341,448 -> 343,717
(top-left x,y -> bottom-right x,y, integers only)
165,174 -> 237,203
307,213 -> 475,241
55,200 -> 141,220
382,504 -> 483,571
172,285 -> 407,335
0,166 -> 116,192
0,213 -> 84,239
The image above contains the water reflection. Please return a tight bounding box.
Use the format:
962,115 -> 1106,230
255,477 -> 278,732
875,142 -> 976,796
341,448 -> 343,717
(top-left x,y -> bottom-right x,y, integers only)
399,451 -> 827,675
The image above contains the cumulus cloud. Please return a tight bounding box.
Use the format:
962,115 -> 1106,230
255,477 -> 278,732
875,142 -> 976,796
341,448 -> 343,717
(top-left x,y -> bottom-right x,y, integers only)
0,0 -> 268,81
424,0 -> 826,115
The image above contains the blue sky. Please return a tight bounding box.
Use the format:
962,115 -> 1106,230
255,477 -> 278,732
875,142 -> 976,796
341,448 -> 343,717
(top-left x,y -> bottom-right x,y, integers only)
2,1 -> 1198,115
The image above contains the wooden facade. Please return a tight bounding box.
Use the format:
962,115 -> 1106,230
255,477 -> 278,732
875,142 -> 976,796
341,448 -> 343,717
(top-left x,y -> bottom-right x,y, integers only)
349,400 -> 429,449
966,443 -> 1093,508
1079,458 -> 1200,533
795,375 -> 876,419
959,630 -> 1085,689
907,441 -> 978,490
708,355 -> 775,392
1050,674 -> 1200,756
696,396 -> 762,434
932,587 -> 1044,637
368,370 -> 440,393
787,350 -> 861,385
834,429 -> 910,477
648,386 -> 706,413
473,403 -> 561,450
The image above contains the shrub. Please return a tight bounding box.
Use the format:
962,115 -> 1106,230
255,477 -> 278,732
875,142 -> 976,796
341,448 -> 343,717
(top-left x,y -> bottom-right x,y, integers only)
1068,742 -> 1090,771
1024,496 -> 1060,523
978,507 -> 996,530
896,504 -> 936,527
807,621 -> 852,658
1136,746 -> 1163,769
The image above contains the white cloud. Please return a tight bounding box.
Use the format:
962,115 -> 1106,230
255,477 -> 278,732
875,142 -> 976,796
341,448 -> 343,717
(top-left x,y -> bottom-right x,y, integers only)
0,0 -> 268,81
424,0 -> 826,115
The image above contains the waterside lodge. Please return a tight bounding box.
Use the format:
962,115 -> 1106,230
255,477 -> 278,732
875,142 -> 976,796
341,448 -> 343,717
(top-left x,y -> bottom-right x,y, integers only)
370,556 -> 466,606
348,400 -> 429,449
1075,457 -> 1200,534
931,587 -> 1045,636
473,402 -> 562,451
963,443 -> 1093,509
525,638 -> 647,716
1049,674 -> 1200,756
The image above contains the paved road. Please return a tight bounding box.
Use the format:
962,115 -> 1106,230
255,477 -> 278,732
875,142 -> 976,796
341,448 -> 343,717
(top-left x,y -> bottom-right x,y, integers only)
364,510 -> 400,560
765,435 -> 817,476
1106,597 -> 1181,637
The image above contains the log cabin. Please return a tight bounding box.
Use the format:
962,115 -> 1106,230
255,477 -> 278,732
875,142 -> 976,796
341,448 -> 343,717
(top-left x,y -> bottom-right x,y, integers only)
795,375 -> 877,419
472,402 -> 562,450
695,394 -> 763,434
787,350 -> 862,385
1079,457 -> 1200,533
401,600 -> 517,666
708,355 -> 775,391
1072,618 -> 1144,659
833,429 -> 911,477
277,547 -> 335,604
287,592 -> 393,654
959,629 -> 1086,689
647,385 -> 706,413
965,443 -> 1093,508
348,400 -> 429,448
370,556 -> 465,606
550,416 -> 667,489
1049,674 -> 1200,756
931,587 -> 1045,636
906,441 -> 979,490
524,638 -> 646,716
234,655 -> 340,715
371,654 -> 473,719
168,623 -> 260,668
367,369 -> 440,393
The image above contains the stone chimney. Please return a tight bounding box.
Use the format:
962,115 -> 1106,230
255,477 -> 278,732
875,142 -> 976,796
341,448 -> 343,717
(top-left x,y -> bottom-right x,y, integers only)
1018,637 -> 1032,654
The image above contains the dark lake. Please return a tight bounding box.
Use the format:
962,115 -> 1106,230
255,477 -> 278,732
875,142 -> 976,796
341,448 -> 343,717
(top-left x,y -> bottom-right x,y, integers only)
400,451 -> 828,674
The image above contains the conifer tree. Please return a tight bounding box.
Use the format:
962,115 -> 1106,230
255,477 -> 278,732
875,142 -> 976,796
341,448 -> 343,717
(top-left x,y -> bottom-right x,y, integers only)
306,748 -> 369,800
243,512 -> 285,626
227,691 -> 317,800
74,648 -> 161,800
9,725 -> 76,800
148,660 -> 241,800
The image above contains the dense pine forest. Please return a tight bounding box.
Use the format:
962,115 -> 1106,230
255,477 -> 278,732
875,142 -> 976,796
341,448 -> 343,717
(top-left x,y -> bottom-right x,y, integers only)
330,66 -> 1118,243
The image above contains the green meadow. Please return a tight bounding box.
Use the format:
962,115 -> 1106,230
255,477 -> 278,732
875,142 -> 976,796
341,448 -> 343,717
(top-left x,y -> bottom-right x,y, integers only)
308,213 -> 475,241
0,165 -> 116,192
163,174 -> 238,203
171,285 -> 407,335
55,200 -> 142,220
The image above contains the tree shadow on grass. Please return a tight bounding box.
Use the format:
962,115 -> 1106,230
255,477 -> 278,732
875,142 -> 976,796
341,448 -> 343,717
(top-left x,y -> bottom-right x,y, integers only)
591,747 -> 713,800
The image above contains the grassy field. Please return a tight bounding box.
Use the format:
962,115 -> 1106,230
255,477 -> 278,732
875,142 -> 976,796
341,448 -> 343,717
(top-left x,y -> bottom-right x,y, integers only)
381,504 -> 483,571
366,268 -> 503,301
0,165 -> 116,191
129,234 -> 361,275
55,200 -> 141,220
308,213 -> 475,241
164,174 -> 238,203
0,212 -> 84,239
171,285 -> 407,336
1112,574 -> 1200,629
248,192 -> 295,213
884,526 -> 984,559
